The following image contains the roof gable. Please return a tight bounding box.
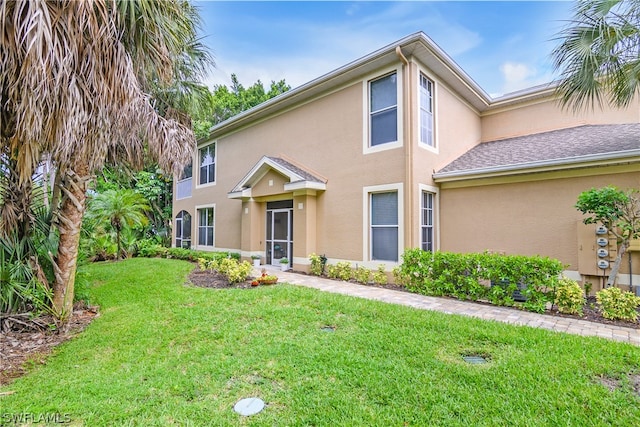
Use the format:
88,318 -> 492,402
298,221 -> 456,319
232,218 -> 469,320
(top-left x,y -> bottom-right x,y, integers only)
228,156 -> 327,199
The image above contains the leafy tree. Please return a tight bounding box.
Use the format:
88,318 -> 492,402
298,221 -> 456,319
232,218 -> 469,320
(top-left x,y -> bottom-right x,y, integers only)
209,74 -> 291,126
0,0 -> 210,319
85,189 -> 151,260
552,0 -> 640,110
576,186 -> 640,287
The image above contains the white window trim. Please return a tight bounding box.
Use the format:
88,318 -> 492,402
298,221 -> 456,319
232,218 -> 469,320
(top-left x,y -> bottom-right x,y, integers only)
418,184 -> 439,252
417,69 -> 438,153
174,210 -> 192,248
195,142 -> 217,189
362,67 -> 404,155
195,203 -> 216,249
362,183 -> 404,266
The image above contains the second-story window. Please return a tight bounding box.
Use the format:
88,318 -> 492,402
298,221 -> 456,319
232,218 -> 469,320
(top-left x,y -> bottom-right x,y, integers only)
420,74 -> 434,147
199,143 -> 215,185
370,73 -> 397,147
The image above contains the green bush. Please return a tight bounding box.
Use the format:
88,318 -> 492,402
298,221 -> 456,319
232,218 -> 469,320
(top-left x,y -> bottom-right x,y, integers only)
197,257 -> 252,284
372,265 -> 388,285
308,253 -> 326,276
395,249 -> 564,313
326,261 -> 352,281
138,243 -> 238,263
596,287 -> 640,321
555,277 -> 585,315
353,266 -> 371,284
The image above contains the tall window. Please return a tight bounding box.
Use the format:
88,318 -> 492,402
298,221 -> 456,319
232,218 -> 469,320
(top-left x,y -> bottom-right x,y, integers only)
420,74 -> 434,147
421,192 -> 434,252
370,73 -> 397,147
198,207 -> 214,246
370,192 -> 398,261
175,210 -> 192,249
199,143 -> 215,185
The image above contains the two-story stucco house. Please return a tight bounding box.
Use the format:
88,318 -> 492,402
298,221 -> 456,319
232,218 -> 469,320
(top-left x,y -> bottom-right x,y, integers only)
173,32 -> 640,292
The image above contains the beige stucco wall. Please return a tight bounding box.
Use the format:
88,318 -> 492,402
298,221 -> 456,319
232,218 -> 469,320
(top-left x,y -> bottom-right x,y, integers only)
439,168 -> 640,280
174,66 -> 411,264
481,96 -> 640,142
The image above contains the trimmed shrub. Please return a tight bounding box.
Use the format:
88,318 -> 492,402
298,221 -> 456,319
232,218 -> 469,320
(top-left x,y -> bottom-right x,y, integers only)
197,257 -> 252,284
596,287 -> 640,321
395,249 -> 564,313
555,277 -> 585,315
326,261 -> 352,281
353,266 -> 371,284
309,253 -> 326,276
372,265 -> 388,285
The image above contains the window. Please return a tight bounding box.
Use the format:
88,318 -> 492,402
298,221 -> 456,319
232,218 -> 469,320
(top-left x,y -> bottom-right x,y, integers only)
176,162 -> 193,200
175,210 -> 192,249
370,73 -> 397,146
419,74 -> 434,147
180,162 -> 193,180
370,192 -> 399,261
198,207 -> 214,246
421,192 -> 434,252
199,143 -> 215,185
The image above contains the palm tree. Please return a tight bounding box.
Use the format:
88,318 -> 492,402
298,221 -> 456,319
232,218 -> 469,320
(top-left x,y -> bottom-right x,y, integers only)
552,0 -> 640,110
0,0 -> 211,319
86,190 -> 150,260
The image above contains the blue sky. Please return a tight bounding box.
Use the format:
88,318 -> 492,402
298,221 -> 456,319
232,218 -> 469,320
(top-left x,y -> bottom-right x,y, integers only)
195,1 -> 574,97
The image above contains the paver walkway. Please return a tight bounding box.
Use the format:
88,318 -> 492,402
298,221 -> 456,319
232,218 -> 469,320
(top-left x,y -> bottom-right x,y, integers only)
258,266 -> 640,346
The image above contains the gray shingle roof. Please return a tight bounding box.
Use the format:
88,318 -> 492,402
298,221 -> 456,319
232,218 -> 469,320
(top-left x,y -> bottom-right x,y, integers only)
436,124 -> 640,177
265,156 -> 326,184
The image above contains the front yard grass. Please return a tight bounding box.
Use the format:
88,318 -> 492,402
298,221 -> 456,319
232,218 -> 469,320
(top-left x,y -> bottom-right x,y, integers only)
1,257 -> 639,426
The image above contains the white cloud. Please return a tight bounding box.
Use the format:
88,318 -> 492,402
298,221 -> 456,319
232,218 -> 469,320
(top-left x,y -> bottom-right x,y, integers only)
498,61 -> 552,96
200,2 -> 484,92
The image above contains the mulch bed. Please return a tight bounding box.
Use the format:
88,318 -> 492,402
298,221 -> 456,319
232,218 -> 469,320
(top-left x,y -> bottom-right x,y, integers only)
1,269 -> 638,387
0,303 -> 99,386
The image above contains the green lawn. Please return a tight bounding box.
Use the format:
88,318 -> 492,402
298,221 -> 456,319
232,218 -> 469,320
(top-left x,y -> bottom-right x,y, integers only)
1,258 -> 639,426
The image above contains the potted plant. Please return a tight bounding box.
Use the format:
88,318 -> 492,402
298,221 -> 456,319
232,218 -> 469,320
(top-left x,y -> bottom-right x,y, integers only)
279,258 -> 289,271
251,254 -> 261,267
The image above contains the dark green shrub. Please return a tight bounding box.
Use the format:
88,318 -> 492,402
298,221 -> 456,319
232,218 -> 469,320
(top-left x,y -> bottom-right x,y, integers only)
396,249 -> 564,313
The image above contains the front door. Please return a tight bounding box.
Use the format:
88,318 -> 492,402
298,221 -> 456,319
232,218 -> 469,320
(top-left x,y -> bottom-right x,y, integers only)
266,204 -> 292,267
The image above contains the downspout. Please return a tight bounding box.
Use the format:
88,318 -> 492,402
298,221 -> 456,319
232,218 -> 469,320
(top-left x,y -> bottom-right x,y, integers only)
396,46 -> 413,258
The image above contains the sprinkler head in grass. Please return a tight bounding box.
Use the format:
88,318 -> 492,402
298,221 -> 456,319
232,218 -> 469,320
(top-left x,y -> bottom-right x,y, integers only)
234,397 -> 265,416
462,355 -> 488,364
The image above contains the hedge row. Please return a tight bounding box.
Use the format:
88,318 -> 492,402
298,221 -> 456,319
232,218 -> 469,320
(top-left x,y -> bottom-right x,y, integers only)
394,249 -> 565,313
137,243 -> 240,262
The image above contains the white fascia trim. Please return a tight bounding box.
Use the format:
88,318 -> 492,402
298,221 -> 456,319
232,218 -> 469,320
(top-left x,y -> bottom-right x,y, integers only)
233,156 -> 306,192
362,183 -> 405,264
227,189 -> 252,199
284,181 -> 327,192
433,150 -> 640,182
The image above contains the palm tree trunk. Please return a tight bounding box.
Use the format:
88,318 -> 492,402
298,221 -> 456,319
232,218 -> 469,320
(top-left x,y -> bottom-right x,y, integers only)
52,163 -> 91,320
607,241 -> 629,288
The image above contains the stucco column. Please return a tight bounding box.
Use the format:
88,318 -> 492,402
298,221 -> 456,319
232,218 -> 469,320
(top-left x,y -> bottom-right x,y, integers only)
241,200 -> 265,258
292,194 -> 317,272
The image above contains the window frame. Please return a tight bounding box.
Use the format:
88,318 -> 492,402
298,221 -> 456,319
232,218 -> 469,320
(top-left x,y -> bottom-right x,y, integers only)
419,72 -> 435,150
362,183 -> 404,265
362,67 -> 403,154
196,204 -> 215,248
175,210 -> 192,249
197,142 -> 216,187
418,184 -> 439,252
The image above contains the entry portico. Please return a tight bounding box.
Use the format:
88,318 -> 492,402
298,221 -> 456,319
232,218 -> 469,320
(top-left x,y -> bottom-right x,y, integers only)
228,156 -> 327,268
